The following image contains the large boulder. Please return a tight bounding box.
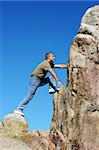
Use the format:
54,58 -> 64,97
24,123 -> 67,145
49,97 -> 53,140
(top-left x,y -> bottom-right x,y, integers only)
2,113 -> 28,133
0,114 -> 55,150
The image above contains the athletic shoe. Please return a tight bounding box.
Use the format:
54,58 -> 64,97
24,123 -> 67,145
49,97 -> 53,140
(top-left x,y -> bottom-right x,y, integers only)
13,110 -> 24,117
49,88 -> 60,94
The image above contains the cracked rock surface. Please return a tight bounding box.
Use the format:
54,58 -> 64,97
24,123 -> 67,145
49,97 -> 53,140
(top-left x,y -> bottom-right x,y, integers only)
50,5 -> 99,150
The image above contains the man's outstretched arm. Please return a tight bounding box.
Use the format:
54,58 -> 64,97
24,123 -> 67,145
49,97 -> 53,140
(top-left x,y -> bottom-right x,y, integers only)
54,64 -> 68,68
48,68 -> 63,87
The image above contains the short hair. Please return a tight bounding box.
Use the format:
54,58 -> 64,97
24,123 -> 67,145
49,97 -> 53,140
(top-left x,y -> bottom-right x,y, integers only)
45,52 -> 53,60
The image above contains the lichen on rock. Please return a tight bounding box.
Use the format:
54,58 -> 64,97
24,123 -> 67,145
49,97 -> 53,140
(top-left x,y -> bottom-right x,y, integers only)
3,113 -> 28,133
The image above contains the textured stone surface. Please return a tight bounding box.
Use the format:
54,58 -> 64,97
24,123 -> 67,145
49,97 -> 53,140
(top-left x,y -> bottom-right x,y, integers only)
50,5 -> 99,150
0,122 -> 4,130
31,130 -> 49,137
3,113 -> 28,132
0,5 -> 99,150
0,137 -> 32,150
0,114 -> 55,149
29,135 -> 55,150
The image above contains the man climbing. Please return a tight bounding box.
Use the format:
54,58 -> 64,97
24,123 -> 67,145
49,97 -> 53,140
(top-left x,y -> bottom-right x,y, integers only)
13,52 -> 68,117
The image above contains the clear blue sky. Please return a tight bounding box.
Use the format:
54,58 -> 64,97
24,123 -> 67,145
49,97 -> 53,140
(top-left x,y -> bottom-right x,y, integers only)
0,1 -> 98,131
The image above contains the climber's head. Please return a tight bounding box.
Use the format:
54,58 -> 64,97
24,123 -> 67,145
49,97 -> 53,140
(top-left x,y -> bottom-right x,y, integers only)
45,52 -> 55,62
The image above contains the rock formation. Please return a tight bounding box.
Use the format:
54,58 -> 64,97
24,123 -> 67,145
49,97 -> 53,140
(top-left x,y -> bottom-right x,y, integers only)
0,5 -> 99,150
50,5 -> 99,150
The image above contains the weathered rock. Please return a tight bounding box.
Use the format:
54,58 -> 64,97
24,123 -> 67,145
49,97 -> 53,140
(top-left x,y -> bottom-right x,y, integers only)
0,5 -> 99,150
31,130 -> 49,137
29,135 -> 55,150
50,5 -> 99,150
0,137 -> 32,150
0,114 -> 55,149
2,113 -> 28,133
0,122 -> 4,131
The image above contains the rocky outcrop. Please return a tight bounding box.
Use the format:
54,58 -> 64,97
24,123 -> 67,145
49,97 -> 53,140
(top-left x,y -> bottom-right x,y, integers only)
3,113 -> 28,132
50,5 -> 99,150
0,114 -> 55,150
0,5 -> 99,150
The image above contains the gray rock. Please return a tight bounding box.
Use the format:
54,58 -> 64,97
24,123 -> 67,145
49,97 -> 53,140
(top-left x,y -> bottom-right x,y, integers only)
0,137 -> 32,150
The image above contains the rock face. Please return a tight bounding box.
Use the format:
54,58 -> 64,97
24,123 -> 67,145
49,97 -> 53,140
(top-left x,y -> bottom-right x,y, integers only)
0,5 -> 99,150
50,5 -> 99,150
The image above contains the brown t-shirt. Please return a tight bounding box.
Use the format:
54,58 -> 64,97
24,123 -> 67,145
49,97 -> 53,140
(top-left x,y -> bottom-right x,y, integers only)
32,60 -> 55,79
